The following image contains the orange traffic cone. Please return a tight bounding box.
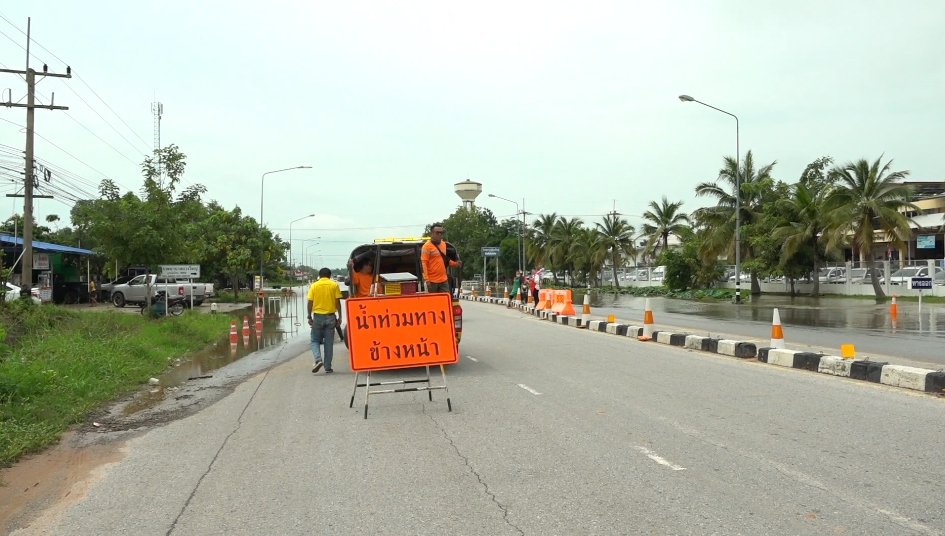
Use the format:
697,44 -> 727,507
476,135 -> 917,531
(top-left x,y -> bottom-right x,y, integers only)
770,308 -> 785,348
503,286 -> 509,301
890,295 -> 898,319
229,320 -> 238,345
580,293 -> 591,327
255,306 -> 263,333
638,298 -> 654,341
242,315 -> 250,338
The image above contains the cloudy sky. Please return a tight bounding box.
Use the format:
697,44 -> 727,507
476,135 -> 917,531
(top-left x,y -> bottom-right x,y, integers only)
1,1 -> 943,267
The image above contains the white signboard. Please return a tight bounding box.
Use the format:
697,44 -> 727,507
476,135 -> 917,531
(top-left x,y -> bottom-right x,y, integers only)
33,253 -> 50,270
160,264 -> 200,279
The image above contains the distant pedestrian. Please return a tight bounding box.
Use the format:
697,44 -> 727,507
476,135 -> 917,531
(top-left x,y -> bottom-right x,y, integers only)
519,272 -> 528,304
508,271 -> 522,308
530,271 -> 539,305
306,267 -> 343,374
88,280 -> 98,307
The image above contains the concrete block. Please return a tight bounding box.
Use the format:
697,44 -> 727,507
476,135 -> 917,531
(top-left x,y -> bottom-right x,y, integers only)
655,331 -> 671,344
716,340 -> 738,356
626,325 -> 643,337
757,347 -> 771,363
767,348 -> 800,368
880,365 -> 933,392
684,335 -> 706,350
792,352 -> 823,371
589,320 -> 606,332
669,333 -> 687,346
926,371 -> 945,394
817,356 -> 854,377
605,323 -> 618,334
702,338 -> 720,353
849,361 -> 887,383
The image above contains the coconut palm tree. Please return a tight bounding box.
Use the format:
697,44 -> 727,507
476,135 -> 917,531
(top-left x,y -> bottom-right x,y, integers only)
640,196 -> 690,260
772,182 -> 840,297
694,150 -> 776,295
825,157 -> 916,302
528,213 -> 558,273
595,213 -> 635,288
570,227 -> 607,286
549,216 -> 584,285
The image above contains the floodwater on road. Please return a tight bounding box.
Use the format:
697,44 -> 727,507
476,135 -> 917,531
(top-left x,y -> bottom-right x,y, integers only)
122,290 -> 309,415
571,289 -> 945,365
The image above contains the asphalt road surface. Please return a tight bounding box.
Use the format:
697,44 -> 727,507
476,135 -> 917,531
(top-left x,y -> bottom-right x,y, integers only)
11,302 -> 945,535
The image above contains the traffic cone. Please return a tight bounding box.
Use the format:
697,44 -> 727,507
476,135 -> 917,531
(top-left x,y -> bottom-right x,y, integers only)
890,295 -> 898,319
255,306 -> 263,333
638,298 -> 654,341
229,320 -> 238,345
503,286 -> 509,301
242,315 -> 250,338
580,293 -> 591,327
770,308 -> 785,348
607,314 -> 616,323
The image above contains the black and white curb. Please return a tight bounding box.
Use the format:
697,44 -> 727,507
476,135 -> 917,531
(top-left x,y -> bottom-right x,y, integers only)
460,293 -> 945,396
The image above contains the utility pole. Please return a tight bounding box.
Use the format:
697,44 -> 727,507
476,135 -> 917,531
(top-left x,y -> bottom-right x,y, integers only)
0,18 -> 71,296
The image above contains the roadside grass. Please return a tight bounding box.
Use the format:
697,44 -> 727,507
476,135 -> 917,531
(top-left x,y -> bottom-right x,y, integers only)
211,290 -> 259,303
0,300 -> 231,468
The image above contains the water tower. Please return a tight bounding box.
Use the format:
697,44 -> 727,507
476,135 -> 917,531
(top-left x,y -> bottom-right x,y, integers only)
454,180 -> 482,210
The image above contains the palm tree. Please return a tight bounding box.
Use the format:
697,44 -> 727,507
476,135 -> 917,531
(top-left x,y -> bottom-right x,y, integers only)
528,213 -> 558,273
595,213 -> 635,288
694,150 -> 776,295
640,196 -> 690,260
570,227 -> 607,286
772,182 -> 838,297
825,157 -> 916,302
549,216 -> 583,285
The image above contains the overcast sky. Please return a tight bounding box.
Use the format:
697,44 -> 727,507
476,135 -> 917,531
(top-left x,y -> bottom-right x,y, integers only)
1,1 -> 943,267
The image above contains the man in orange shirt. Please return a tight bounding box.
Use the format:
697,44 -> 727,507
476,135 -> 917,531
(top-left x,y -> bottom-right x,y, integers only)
421,222 -> 462,294
347,254 -> 374,298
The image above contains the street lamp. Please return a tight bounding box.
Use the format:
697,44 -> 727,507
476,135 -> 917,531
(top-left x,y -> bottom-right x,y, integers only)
488,193 -> 524,274
679,94 -> 742,304
259,165 -> 311,287
288,214 -> 316,269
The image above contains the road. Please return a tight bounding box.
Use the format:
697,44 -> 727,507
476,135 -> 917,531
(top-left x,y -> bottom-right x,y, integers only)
8,301 -> 945,535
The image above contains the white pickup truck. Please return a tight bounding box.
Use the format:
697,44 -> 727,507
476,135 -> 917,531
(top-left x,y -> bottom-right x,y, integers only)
110,274 -> 207,308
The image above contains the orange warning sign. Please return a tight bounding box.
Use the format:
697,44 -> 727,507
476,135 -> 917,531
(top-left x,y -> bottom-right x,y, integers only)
346,293 -> 458,372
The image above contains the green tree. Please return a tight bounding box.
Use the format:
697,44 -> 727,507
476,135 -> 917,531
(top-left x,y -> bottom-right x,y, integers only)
640,196 -> 690,262
528,213 -> 558,274
694,150 -> 776,295
570,227 -> 606,286
595,213 -> 635,289
825,157 -> 916,302
439,207 -> 501,281
549,216 -> 583,285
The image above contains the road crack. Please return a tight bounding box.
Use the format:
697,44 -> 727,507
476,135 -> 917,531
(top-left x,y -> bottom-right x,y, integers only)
424,406 -> 525,535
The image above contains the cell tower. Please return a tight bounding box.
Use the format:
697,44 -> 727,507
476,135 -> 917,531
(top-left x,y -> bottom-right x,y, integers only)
151,101 -> 163,178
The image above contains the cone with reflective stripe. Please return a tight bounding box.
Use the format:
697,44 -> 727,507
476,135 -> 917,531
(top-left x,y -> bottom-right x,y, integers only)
638,298 -> 654,341
580,293 -> 591,327
242,315 -> 250,338
229,320 -> 238,344
503,286 -> 509,301
890,294 -> 898,319
770,307 -> 785,348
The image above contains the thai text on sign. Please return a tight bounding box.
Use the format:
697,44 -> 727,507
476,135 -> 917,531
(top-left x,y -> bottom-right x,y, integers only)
346,293 -> 458,372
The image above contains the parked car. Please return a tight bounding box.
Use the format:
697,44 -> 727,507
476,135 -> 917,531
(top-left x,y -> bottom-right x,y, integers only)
3,282 -> 42,305
109,274 -> 207,307
100,275 -> 135,300
817,266 -> 846,284
842,267 -> 878,284
880,266 -> 945,286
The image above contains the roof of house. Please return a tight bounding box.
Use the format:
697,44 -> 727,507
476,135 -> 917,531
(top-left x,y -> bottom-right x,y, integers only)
0,234 -> 94,255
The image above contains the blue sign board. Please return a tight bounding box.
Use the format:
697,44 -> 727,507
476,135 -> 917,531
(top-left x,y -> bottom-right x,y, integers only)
911,277 -> 932,290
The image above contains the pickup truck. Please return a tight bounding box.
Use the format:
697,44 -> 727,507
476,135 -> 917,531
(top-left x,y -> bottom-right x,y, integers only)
110,275 -> 207,308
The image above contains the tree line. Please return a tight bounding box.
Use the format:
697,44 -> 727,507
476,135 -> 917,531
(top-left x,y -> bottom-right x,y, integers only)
444,153 -> 918,303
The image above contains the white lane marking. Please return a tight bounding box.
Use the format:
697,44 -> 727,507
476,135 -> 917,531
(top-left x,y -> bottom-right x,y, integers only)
465,355 -> 479,362
634,446 -> 686,471
517,384 -> 542,395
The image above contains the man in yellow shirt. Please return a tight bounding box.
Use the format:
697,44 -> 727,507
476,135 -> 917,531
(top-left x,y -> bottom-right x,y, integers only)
421,222 -> 462,294
306,267 -> 343,373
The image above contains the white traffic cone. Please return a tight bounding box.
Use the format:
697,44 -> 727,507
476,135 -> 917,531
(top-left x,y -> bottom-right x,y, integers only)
770,307 -> 785,348
580,293 -> 591,327
638,298 -> 654,341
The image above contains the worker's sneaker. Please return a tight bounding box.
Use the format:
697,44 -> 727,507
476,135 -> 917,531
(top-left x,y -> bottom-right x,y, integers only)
325,369 -> 334,374
312,362 -> 323,373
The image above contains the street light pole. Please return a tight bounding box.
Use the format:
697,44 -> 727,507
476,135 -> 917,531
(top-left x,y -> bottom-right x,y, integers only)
259,165 -> 311,288
487,193 -> 523,274
679,94 -> 742,304
288,213 -> 316,271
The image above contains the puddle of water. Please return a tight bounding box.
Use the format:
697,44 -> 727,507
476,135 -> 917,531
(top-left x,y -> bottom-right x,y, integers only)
122,290 -> 309,415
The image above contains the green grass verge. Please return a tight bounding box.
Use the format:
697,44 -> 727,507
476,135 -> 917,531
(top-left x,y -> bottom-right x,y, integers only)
0,300 -> 231,467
